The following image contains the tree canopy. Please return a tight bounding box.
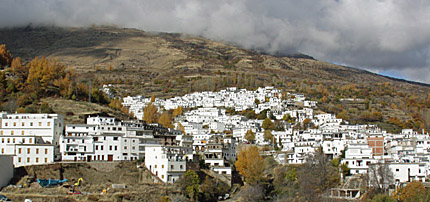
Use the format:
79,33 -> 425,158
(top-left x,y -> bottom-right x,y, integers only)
159,111 -> 174,128
143,102 -> 159,123
0,44 -> 12,68
262,117 -> 274,130
244,129 -> 255,143
235,145 -> 264,185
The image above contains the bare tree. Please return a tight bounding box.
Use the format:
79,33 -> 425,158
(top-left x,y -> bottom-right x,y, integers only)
297,147 -> 339,201
367,162 -> 394,193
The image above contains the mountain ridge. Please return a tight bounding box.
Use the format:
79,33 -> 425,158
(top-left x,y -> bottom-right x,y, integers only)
0,26 -> 429,133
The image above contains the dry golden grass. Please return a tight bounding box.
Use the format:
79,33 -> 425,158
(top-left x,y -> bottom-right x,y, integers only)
42,97 -> 131,124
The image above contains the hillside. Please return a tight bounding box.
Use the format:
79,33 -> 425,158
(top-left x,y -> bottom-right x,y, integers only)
0,26 -> 429,131
0,162 -> 181,202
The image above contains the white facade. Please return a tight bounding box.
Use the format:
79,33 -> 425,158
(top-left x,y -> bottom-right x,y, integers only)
60,117 -> 162,162
203,136 -> 236,175
145,145 -> 187,183
0,112 -> 64,146
389,163 -> 426,183
0,113 -> 63,167
341,142 -> 375,174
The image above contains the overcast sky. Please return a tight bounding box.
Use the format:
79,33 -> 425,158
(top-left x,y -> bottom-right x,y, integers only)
1,0 -> 430,83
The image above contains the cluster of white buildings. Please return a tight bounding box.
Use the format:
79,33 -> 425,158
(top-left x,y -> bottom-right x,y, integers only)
0,112 -> 193,183
123,86 -> 430,185
1,86 -> 430,187
60,116 -> 193,183
122,86 -> 315,120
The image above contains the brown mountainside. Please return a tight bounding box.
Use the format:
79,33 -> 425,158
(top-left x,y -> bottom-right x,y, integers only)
0,26 -> 429,132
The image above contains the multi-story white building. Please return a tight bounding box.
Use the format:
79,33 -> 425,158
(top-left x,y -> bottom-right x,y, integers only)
203,136 -> 236,175
0,112 -> 64,146
389,163 -> 427,183
341,141 -> 378,174
145,145 -> 187,183
0,112 -> 63,167
60,116 -> 180,162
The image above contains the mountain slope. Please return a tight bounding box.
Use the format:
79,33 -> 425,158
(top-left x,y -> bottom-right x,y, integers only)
1,26 -> 429,132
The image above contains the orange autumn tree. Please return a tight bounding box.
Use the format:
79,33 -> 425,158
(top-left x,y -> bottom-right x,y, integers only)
25,56 -> 73,96
244,129 -> 255,143
0,44 -> 13,68
235,145 -> 264,184
399,181 -> 426,201
159,111 -> 174,128
143,102 -> 159,123
172,106 -> 183,117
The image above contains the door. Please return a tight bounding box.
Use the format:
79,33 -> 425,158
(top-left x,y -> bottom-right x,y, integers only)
108,155 -> 113,162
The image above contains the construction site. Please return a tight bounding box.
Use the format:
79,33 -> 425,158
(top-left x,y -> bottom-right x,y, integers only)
0,162 -> 184,202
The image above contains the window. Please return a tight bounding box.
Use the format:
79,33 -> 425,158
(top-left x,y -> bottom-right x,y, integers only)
23,139 -> 25,143
110,146 -> 112,151
22,122 -> 25,126
18,157 -> 21,162
11,131 -> 14,135
101,146 -> 104,150
113,137 -> 118,141
124,146 -> 127,150
5,123 -> 7,126
29,139 -> 32,143
162,175 -> 164,179
47,122 -> 50,126
30,122 -> 33,126
18,148 -> 22,154
39,122 -> 42,126
171,165 -> 174,169
96,145 -> 99,150
162,165 -> 164,168
13,138 -> 15,143
396,169 -> 399,172
13,122 -> 16,126
1,138 -> 4,143
36,148 -> 39,154
22,131 -> 24,135
27,158 -> 30,163
36,158 -> 39,163
155,165 -> 157,168
7,138 -> 10,143
115,146 -> 117,151
180,165 -> 183,169
1,148 -> 3,153
1,131 -> 3,135
45,149 -> 48,154
27,148 -> 30,154
45,158 -> 48,163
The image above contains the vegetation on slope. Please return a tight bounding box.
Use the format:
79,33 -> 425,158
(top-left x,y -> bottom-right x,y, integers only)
0,44 -> 129,123
1,26 -> 429,132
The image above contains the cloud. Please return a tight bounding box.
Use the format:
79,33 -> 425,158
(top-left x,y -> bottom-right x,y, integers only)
1,0 -> 430,83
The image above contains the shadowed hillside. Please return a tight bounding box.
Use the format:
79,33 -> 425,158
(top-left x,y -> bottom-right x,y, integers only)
1,26 -> 429,132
